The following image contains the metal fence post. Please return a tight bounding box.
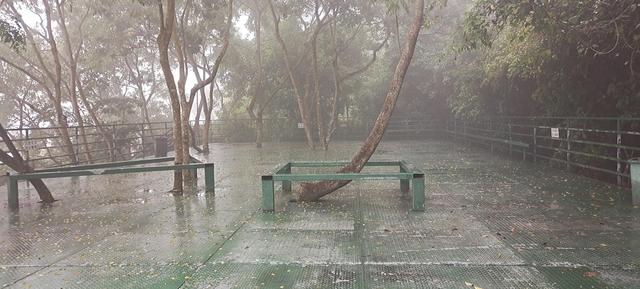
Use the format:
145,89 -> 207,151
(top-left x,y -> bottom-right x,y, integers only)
8,175 -> 19,210
616,119 -> 622,186
112,125 -> 117,161
453,119 -> 457,141
141,124 -> 146,158
489,119 -> 494,153
462,120 -> 467,144
533,118 -> 537,163
566,126 -> 571,171
508,123 -> 513,156
74,126 -> 80,165
25,129 -> 32,175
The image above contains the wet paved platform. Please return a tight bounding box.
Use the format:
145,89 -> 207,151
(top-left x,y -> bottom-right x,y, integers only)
1,140 -> 638,288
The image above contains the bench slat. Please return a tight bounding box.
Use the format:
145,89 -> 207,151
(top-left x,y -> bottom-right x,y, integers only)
33,157 -> 176,173
273,172 -> 413,181
12,163 -> 209,180
289,161 -> 401,168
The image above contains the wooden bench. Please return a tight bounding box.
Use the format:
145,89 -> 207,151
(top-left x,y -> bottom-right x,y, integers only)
261,160 -> 425,212
6,157 -> 214,210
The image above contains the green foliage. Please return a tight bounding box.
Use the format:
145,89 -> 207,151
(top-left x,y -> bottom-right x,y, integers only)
447,0 -> 640,118
0,18 -> 24,51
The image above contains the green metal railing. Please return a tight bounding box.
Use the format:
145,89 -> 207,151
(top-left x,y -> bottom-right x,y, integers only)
1,118 -> 440,171
1,122 -> 175,169
3,117 -> 638,189
446,117 -> 640,187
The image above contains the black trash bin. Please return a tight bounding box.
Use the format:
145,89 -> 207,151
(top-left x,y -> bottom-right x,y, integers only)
155,137 -> 168,157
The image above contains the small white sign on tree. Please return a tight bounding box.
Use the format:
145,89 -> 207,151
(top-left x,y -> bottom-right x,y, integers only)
297,123 -> 305,129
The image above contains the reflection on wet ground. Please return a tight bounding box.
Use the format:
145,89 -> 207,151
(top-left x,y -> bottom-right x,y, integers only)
1,140 -> 638,288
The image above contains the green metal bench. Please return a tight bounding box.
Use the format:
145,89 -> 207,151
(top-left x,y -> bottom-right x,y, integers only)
261,160 -> 425,212
6,157 -> 214,210
450,130 -> 530,160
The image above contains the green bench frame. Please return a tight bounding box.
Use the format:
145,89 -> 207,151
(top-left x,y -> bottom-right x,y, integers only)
261,160 -> 425,212
6,156 -> 214,210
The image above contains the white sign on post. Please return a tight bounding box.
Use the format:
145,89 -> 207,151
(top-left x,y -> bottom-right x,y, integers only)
297,123 -> 305,129
551,128 -> 560,139
21,139 -> 40,151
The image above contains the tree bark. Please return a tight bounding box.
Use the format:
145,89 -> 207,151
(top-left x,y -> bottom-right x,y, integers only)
247,0 -> 264,148
157,0 -> 184,193
76,77 -> 115,161
0,123 -> 55,203
311,0 -> 327,150
268,0 -> 317,149
3,2 -> 77,166
297,0 -> 425,201
56,1 -> 93,164
202,81 -> 214,153
43,0 -> 78,165
325,19 -> 388,148
186,0 -> 234,155
172,4 -> 193,184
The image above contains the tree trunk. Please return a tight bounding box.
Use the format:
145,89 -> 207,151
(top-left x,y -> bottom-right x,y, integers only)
268,0 -> 316,149
157,0 -> 184,193
202,82 -> 213,153
188,56 -> 209,152
59,4 -> 100,165
186,0 -> 234,155
43,0 -> 78,165
326,21 -> 388,148
297,0 -> 425,201
171,6 -> 194,185
77,78 -> 116,161
248,0 -> 264,149
311,1 -> 327,150
256,109 -> 264,148
53,102 -> 78,165
0,123 -> 55,203
193,92 -> 205,145
4,2 -> 77,166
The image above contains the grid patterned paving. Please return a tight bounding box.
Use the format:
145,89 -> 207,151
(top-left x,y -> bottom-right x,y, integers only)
1,140 -> 638,288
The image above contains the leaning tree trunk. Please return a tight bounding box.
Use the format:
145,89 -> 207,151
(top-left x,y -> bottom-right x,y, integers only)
0,123 -> 55,203
297,0 -> 425,201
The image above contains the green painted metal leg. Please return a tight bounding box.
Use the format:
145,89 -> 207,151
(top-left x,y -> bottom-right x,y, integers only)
411,174 -> 425,211
205,163 -> 215,194
631,163 -> 639,205
262,176 -> 275,211
401,179 -> 410,193
8,177 -> 19,210
282,164 -> 292,193
192,168 -> 198,181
